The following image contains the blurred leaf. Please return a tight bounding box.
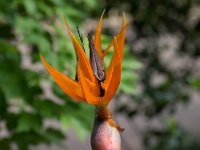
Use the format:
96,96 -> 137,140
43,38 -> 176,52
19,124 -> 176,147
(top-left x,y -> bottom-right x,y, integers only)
34,99 -> 63,118
12,132 -> 45,149
120,71 -> 138,95
83,0 -> 97,9
167,117 -> 177,134
0,138 -> 10,150
23,0 -> 37,16
60,103 -> 93,141
0,40 -> 29,99
0,23 -> 14,40
0,88 -> 7,118
60,114 -> 88,141
43,128 -> 65,143
16,112 -> 42,132
188,78 -> 200,89
0,0 -> 143,148
25,70 -> 41,87
123,58 -> 142,70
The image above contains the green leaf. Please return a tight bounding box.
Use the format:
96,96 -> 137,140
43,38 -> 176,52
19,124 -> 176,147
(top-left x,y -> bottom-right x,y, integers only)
5,113 -> 19,131
71,117 -> 88,141
23,0 -> 37,15
43,128 -> 65,143
60,113 -> 89,141
34,99 -> 63,118
122,55 -> 142,70
120,71 -> 138,95
16,112 -> 42,132
0,40 -> 30,99
60,114 -> 71,129
0,88 -> 7,118
12,132 -> 45,149
188,77 -> 200,89
0,138 -> 11,150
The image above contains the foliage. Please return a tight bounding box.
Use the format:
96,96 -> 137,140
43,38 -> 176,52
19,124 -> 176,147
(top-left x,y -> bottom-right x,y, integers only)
2,0 -> 199,149
0,0 -> 139,149
0,0 -> 93,149
105,0 -> 200,149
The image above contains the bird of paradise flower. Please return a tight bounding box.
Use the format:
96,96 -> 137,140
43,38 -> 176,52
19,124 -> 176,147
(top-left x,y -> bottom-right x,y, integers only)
40,11 -> 126,150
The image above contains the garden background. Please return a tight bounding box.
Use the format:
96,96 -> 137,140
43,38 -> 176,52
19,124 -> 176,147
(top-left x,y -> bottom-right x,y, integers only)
0,0 -> 200,149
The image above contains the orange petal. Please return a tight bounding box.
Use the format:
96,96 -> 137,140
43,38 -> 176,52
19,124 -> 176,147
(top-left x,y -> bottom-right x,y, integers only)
102,37 -> 121,105
101,14 -> 126,60
77,65 -> 101,105
117,13 -> 126,61
40,54 -> 85,102
63,17 -> 95,82
94,10 -> 105,56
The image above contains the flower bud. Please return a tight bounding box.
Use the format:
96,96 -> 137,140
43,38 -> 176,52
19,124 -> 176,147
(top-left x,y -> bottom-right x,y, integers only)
91,107 -> 121,150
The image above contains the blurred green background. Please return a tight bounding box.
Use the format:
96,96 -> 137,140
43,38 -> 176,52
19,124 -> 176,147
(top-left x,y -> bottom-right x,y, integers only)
0,0 -> 200,150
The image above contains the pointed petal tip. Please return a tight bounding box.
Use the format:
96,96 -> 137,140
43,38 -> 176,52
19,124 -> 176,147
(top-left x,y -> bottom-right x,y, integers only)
122,12 -> 126,25
63,16 -> 96,82
113,36 -> 117,42
94,9 -> 106,56
101,9 -> 106,18
98,9 -> 106,29
63,16 -> 70,29
39,53 -> 43,59
113,36 -> 118,48
63,15 -> 66,21
122,12 -> 126,18
121,13 -> 134,28
63,16 -> 74,36
63,17 -> 70,31
40,54 -> 47,65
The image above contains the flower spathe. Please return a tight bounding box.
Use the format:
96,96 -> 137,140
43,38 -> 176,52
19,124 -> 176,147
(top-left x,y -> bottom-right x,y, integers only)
40,13 -> 126,131
40,13 -> 126,105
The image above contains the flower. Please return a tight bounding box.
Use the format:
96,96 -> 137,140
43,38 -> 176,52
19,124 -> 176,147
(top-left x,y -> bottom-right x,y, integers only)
40,12 -> 126,131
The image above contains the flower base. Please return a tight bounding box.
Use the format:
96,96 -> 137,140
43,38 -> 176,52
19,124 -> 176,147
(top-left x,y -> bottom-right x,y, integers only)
91,107 -> 122,150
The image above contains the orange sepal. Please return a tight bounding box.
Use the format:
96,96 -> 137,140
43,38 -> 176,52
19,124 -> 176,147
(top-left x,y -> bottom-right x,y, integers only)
40,54 -> 85,102
101,14 -> 126,60
63,17 -> 95,82
77,65 -> 101,105
102,37 -> 121,105
94,10 -> 105,56
117,13 -> 126,61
